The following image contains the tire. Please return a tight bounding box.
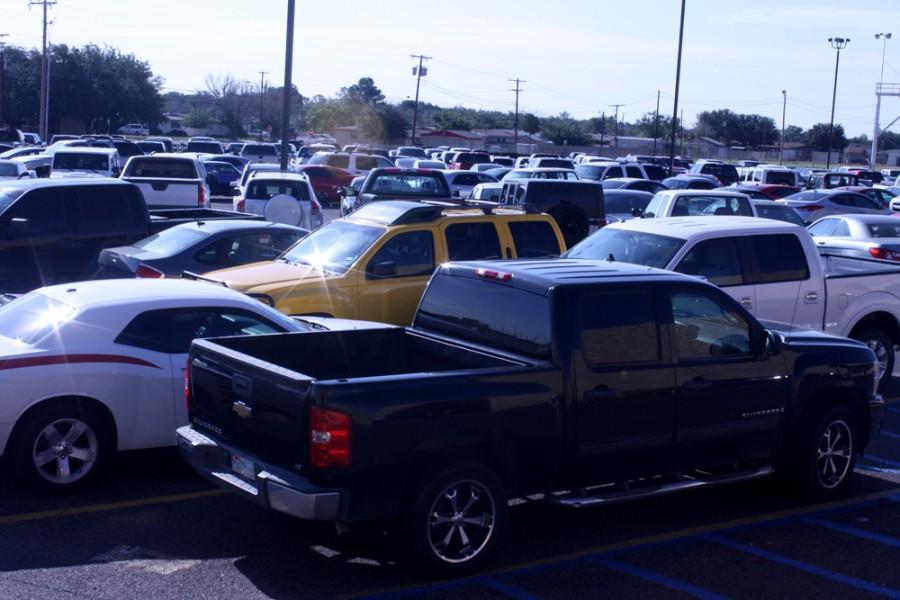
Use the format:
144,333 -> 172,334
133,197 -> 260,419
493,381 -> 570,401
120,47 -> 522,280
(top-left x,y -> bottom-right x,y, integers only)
850,327 -> 894,393
549,206 -> 589,249
11,402 -> 112,493
795,405 -> 858,500
405,463 -> 508,575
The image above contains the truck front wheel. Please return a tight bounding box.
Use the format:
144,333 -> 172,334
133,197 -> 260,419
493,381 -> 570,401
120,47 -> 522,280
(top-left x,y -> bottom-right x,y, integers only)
406,463 -> 508,574
798,405 -> 858,499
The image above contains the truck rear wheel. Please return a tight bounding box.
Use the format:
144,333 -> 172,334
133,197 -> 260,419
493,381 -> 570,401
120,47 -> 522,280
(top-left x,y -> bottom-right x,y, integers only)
405,463 -> 507,574
851,327 -> 893,392
796,405 -> 858,499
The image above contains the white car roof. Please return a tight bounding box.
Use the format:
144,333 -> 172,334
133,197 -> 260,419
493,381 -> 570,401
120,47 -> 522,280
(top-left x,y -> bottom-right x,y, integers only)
53,147 -> 117,156
36,279 -> 263,310
654,189 -> 750,200
606,216 -> 804,241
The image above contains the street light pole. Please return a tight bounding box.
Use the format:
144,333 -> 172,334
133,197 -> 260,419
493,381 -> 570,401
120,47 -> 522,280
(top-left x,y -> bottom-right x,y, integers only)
826,37 -> 849,171
279,0 -> 294,171
872,33 -> 891,168
258,70 -> 269,142
668,0 -> 686,177
780,90 -> 786,165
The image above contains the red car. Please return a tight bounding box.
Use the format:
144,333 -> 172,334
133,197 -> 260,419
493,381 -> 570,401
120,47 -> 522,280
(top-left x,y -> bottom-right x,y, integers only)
295,165 -> 355,206
734,183 -> 801,200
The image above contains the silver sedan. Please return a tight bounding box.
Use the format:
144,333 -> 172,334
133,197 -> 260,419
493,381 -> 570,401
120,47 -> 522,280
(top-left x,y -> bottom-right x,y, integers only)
781,189 -> 891,223
807,214 -> 900,262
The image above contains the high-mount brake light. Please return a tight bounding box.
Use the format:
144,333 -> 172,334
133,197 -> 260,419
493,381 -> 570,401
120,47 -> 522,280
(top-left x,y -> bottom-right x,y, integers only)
476,268 -> 512,281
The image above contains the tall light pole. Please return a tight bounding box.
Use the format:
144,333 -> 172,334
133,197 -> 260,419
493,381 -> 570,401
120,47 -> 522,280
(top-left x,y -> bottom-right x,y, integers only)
780,90 -> 786,165
871,32 -> 892,168
279,0 -> 294,171
826,37 -> 849,170
669,0 -> 686,176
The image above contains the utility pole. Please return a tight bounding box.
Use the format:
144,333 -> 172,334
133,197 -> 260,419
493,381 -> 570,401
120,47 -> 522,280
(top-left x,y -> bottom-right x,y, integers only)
599,111 -> 605,147
608,104 -> 623,147
652,90 -> 660,155
826,37 -> 849,170
29,0 -> 56,141
780,90 -> 787,165
258,70 -> 269,142
872,33 -> 892,168
279,0 -> 294,171
509,78 -> 524,153
410,54 -> 431,146
0,34 -> 8,129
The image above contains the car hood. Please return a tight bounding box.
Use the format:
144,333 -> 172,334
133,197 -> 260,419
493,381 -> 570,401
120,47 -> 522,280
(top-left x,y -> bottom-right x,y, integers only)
200,260 -> 344,291
761,321 -> 869,350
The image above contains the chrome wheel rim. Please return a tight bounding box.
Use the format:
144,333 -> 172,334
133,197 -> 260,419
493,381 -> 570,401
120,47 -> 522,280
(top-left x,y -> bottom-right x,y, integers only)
816,419 -> 853,490
32,418 -> 98,485
427,479 -> 496,564
866,339 -> 889,384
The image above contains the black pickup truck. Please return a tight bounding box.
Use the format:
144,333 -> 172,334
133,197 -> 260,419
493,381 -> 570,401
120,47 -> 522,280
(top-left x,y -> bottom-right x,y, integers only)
0,178 -> 261,293
178,259 -> 883,573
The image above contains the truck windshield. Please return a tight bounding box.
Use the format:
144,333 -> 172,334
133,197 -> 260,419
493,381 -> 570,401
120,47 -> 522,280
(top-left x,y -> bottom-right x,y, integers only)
367,173 -> 449,197
52,153 -> 109,171
415,273 -> 552,359
124,158 -> 196,178
279,220 -> 382,273
565,228 -> 684,269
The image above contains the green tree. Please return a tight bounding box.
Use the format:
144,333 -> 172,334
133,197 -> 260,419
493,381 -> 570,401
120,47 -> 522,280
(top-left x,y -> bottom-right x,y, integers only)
433,108 -> 473,130
521,113 -> 540,134
306,99 -> 354,132
805,122 -> 847,152
183,108 -> 211,128
540,115 -> 590,145
340,77 -> 385,105
783,125 -> 805,143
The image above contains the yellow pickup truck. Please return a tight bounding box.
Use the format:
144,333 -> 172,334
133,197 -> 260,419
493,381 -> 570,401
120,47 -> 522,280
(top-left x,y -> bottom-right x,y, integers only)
198,200 -> 566,325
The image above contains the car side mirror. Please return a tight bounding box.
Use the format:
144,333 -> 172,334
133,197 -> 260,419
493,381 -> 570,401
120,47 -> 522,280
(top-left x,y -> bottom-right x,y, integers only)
368,260 -> 397,278
341,186 -> 357,197
756,330 -> 781,359
453,190 -> 461,198
18,172 -> 31,179
8,218 -> 29,238
631,207 -> 644,217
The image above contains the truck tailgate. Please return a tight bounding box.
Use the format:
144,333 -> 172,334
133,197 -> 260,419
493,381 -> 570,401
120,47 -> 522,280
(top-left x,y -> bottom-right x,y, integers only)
188,338 -> 312,470
124,178 -> 201,208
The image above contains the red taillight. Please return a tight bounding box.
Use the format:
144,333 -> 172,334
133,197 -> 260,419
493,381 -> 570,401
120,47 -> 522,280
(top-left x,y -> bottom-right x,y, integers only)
136,263 -> 164,278
309,405 -> 351,468
236,197 -> 245,212
184,358 -> 192,413
794,204 -> 824,212
476,268 -> 512,281
198,184 -> 206,206
869,247 -> 900,261
311,198 -> 320,215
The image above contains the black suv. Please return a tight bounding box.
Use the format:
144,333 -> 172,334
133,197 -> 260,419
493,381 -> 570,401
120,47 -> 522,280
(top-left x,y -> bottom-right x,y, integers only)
499,179 -> 606,247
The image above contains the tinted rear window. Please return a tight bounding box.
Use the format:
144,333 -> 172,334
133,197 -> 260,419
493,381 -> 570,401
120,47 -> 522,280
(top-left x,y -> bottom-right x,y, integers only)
124,157 -> 197,178
242,145 -> 277,156
415,272 -> 552,359
187,142 -> 222,153
752,234 -> 809,283
603,192 -> 652,214
509,221 -> 561,257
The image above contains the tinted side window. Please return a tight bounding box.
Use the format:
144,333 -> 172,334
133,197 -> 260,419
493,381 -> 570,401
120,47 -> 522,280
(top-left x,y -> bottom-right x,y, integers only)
453,174 -> 478,186
355,156 -> 377,171
76,185 -> 146,234
366,230 -> 435,279
509,221 -> 560,257
445,222 -> 502,261
752,234 -> 809,283
670,291 -> 751,359
581,291 -> 659,366
674,238 -> 745,287
327,155 -> 350,169
604,166 -> 623,179
116,307 -> 285,354
7,189 -> 70,236
625,166 -> 643,178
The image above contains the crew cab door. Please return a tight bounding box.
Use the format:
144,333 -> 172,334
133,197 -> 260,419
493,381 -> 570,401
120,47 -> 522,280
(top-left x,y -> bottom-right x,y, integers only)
357,229 -> 438,325
671,237 -> 757,314
744,233 -> 822,330
572,286 -> 676,480
666,286 -> 788,469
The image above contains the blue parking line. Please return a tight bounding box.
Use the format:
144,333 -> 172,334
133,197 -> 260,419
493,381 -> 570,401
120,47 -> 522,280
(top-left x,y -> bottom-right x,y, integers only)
480,577 -> 541,600
588,557 -> 727,600
704,534 -> 900,598
862,454 -> 900,469
805,516 -> 900,549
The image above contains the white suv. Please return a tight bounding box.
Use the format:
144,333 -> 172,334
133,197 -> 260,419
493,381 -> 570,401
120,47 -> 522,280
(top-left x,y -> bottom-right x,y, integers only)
234,171 -> 323,229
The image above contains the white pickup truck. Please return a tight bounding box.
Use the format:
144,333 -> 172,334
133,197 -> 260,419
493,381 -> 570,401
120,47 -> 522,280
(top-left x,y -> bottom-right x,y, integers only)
121,154 -> 212,208
567,216 -> 900,389
639,190 -> 758,218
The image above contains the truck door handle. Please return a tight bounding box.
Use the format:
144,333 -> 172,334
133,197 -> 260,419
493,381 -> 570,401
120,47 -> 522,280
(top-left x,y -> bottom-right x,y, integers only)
584,385 -> 617,401
681,377 -> 712,393
804,291 -> 819,303
739,297 -> 753,308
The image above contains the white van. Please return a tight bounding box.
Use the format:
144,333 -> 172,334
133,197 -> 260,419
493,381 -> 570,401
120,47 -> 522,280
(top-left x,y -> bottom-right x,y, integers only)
50,147 -> 120,178
741,166 -> 800,187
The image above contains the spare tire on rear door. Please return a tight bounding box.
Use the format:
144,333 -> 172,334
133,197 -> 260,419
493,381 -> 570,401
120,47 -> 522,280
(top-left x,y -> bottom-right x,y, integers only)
264,193 -> 303,226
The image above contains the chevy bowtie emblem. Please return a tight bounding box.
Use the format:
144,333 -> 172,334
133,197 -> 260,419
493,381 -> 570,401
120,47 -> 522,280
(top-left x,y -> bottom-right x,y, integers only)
232,400 -> 253,419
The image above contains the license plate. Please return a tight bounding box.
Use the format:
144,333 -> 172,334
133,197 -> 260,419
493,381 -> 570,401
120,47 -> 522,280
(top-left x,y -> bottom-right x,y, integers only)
231,453 -> 256,481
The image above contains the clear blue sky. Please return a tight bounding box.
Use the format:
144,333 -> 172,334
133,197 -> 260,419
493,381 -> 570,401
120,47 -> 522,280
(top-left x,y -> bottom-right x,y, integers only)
4,0 -> 900,136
